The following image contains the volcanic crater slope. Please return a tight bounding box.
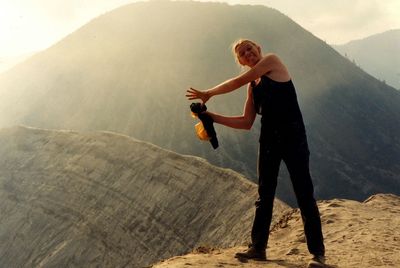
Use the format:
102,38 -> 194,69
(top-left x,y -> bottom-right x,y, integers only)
0,126 -> 289,268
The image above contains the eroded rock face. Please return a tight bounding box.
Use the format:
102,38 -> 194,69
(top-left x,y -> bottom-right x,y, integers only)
153,194 -> 400,268
0,126 -> 289,267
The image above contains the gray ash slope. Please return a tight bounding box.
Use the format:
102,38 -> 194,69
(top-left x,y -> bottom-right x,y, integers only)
0,126 -> 289,268
0,1 -> 399,205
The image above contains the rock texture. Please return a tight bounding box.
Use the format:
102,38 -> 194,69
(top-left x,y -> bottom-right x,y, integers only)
0,126 -> 289,268
152,194 -> 400,268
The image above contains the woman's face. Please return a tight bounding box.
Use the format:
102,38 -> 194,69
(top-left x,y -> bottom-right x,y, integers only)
235,41 -> 262,67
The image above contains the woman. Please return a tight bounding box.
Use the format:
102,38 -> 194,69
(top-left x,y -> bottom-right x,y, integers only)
186,39 -> 325,266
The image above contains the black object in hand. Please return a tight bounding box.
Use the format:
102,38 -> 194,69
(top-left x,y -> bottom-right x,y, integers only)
190,103 -> 219,149
190,102 -> 207,114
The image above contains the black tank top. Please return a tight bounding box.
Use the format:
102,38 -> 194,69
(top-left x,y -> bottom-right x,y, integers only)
251,75 -> 306,143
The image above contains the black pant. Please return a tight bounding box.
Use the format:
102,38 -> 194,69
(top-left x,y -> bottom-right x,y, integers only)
251,131 -> 325,256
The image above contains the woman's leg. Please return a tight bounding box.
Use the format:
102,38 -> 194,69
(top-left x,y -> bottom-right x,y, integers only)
283,141 -> 325,256
251,143 -> 282,250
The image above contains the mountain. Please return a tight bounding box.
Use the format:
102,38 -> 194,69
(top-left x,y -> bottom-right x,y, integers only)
333,29 -> 400,90
0,52 -> 36,74
153,194 -> 400,268
0,1 -> 399,205
0,126 -> 289,267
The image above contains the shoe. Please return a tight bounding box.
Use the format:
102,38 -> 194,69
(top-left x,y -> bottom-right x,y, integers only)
307,255 -> 326,267
234,247 -> 266,261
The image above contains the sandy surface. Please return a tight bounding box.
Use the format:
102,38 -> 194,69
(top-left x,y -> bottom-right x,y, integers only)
152,194 -> 400,268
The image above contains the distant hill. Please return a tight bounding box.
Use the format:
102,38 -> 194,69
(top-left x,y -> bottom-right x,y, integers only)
0,1 -> 399,205
0,126 -> 289,267
333,29 -> 400,90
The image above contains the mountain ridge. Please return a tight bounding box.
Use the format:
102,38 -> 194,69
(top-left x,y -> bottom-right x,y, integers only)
333,29 -> 400,89
0,1 -> 398,205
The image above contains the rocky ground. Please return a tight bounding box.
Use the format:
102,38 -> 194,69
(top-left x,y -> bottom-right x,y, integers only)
1,126 -> 398,268
152,194 -> 400,268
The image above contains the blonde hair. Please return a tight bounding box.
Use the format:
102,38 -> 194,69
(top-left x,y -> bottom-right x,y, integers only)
231,39 -> 260,66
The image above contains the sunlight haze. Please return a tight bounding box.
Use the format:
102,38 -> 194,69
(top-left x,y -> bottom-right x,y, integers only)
0,0 -> 399,59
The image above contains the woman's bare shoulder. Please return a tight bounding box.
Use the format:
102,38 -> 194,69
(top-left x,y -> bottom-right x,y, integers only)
262,54 -> 290,81
262,53 -> 279,61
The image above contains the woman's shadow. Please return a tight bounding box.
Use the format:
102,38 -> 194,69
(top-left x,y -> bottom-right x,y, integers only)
236,256 -> 338,268
236,256 -> 300,267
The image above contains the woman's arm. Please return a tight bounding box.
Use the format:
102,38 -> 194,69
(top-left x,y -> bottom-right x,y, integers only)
208,54 -> 279,95
206,84 -> 256,130
186,53 -> 280,103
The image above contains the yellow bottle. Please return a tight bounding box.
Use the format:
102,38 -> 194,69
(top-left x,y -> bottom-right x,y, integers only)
195,121 -> 211,140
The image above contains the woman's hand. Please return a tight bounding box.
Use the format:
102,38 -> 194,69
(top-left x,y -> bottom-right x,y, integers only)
186,87 -> 210,104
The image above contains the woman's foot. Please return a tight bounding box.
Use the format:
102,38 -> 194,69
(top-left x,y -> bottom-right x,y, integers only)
308,255 -> 326,267
234,247 -> 266,261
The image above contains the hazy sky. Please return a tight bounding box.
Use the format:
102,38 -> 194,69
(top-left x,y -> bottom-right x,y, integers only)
0,0 -> 399,58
